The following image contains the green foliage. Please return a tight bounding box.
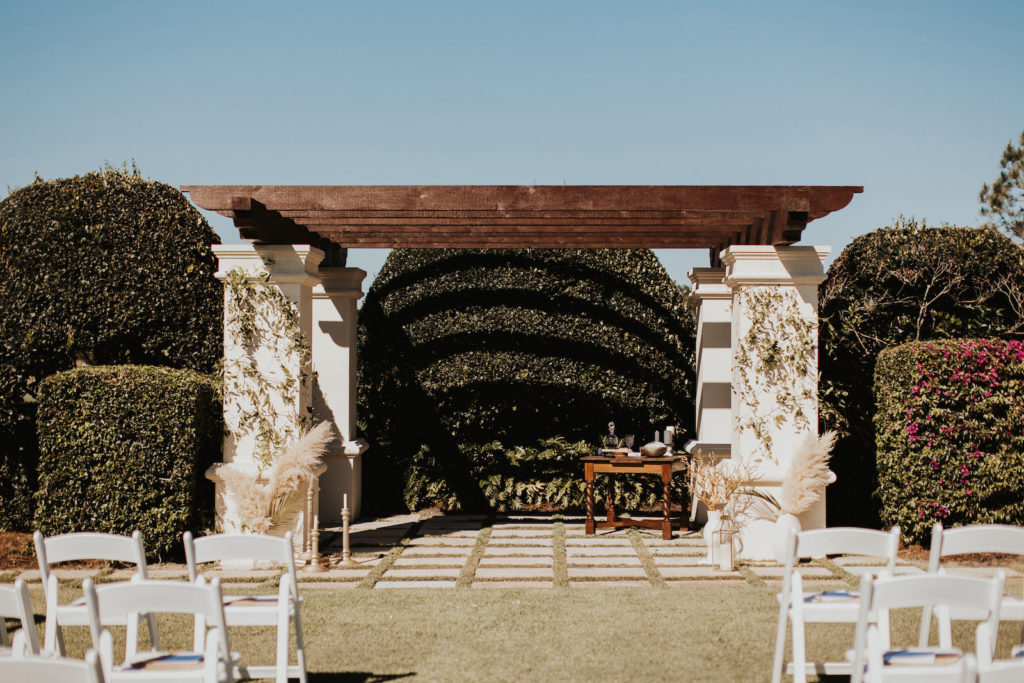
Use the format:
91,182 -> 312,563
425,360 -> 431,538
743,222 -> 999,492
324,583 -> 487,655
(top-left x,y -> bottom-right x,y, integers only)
874,340 -> 1024,544
34,365 -> 221,558
358,248 -> 696,513
0,166 -> 222,529
980,129 -> 1024,241
403,437 -> 689,512
819,221 -> 1024,527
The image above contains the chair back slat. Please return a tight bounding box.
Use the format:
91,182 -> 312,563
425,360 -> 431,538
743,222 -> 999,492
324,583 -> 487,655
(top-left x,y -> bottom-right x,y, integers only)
0,579 -> 40,654
89,580 -> 219,621
940,524 -> 1024,558
795,527 -> 899,564
871,573 -> 1003,613
0,650 -> 103,683
189,533 -> 292,566
37,530 -> 145,566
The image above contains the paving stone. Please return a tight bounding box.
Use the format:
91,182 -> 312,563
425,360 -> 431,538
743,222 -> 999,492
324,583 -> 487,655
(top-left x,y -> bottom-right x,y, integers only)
747,565 -> 833,579
565,546 -> 638,557
297,568 -> 370,579
651,556 -> 705,567
937,566 -> 1023,578
382,568 -> 462,579
301,581 -> 360,590
374,580 -> 457,589
488,528 -> 553,537
391,556 -> 467,568
647,546 -> 704,557
473,567 -> 553,580
567,556 -> 642,567
832,555 -> 890,566
419,521 -> 483,530
400,547 -> 473,557
486,538 -> 553,546
483,547 -> 552,556
569,580 -> 651,588
567,567 -> 647,579
660,566 -> 738,579
478,556 -> 553,567
407,537 -> 477,547
418,529 -> 481,538
564,537 -> 633,547
321,556 -> 384,568
841,565 -> 924,577
471,581 -> 554,589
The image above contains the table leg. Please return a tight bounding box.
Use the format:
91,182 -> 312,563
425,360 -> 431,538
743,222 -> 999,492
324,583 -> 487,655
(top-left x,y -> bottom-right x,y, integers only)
606,476 -> 616,524
661,466 -> 672,540
585,462 -> 595,535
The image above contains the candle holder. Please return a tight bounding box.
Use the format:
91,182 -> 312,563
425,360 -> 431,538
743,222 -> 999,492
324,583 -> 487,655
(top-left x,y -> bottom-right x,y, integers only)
712,514 -> 738,572
303,478 -> 328,573
340,496 -> 357,566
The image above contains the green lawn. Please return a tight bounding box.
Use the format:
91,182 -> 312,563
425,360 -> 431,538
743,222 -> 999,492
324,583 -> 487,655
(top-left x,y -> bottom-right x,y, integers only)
14,582 -> 1024,682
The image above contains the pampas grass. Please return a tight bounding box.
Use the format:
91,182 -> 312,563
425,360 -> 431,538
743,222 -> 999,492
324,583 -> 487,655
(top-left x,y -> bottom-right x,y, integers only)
779,430 -> 836,516
222,421 -> 336,533
691,455 -> 754,511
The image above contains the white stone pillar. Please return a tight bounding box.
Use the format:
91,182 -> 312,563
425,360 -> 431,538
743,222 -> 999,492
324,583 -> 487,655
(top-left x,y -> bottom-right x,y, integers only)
312,267 -> 369,522
686,268 -> 733,524
722,245 -> 830,558
207,244 -> 324,552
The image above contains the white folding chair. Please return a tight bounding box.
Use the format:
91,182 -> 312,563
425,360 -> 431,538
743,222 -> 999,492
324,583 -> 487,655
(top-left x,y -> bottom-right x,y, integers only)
183,532 -> 306,683
772,525 -> 901,683
34,530 -> 159,656
0,649 -> 105,682
976,626 -> 1024,681
920,523 -> 1024,647
850,571 -> 1002,683
84,578 -> 235,683
1,578 -> 41,657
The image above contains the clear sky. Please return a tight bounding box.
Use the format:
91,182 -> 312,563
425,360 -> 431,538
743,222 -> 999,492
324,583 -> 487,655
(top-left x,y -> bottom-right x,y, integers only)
2,1 -> 1022,288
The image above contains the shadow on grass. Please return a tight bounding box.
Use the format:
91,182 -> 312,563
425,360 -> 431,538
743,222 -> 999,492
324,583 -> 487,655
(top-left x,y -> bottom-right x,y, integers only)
308,673 -> 415,682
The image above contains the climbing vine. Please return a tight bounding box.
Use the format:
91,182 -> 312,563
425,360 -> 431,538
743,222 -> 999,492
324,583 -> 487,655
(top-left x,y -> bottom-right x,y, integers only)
733,287 -> 817,463
222,266 -> 313,470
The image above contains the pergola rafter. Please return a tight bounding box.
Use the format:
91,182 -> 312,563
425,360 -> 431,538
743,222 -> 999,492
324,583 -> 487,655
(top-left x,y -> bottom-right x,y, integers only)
181,185 -> 862,264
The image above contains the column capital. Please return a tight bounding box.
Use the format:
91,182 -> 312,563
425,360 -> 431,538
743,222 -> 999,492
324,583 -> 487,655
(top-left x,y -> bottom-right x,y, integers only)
313,267 -> 367,301
688,267 -> 731,301
721,245 -> 830,288
212,244 -> 325,286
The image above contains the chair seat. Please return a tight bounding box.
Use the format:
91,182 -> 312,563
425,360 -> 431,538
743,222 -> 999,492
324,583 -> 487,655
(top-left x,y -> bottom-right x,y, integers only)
123,651 -> 205,672
882,648 -> 962,668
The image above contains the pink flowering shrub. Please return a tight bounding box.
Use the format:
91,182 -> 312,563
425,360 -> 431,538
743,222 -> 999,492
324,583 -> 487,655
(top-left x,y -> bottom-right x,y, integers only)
875,339 -> 1024,544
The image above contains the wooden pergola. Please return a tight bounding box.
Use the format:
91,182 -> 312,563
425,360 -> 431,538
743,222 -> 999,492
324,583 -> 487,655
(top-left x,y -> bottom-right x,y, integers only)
181,185 -> 862,265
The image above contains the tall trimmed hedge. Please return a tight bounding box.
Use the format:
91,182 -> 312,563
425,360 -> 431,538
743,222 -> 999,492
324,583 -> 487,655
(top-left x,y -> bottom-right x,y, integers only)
875,340 -> 1024,544
358,248 -> 696,513
0,166 -> 222,529
34,366 -> 220,558
819,222 -> 1024,527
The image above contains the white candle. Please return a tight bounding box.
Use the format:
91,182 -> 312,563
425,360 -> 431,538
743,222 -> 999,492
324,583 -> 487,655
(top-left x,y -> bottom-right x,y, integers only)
655,430 -> 660,443
343,493 -> 348,510
665,426 -> 674,447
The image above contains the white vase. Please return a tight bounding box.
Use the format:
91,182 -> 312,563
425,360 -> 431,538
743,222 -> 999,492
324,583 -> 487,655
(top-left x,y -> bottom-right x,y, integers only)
703,509 -> 723,564
773,512 -> 802,564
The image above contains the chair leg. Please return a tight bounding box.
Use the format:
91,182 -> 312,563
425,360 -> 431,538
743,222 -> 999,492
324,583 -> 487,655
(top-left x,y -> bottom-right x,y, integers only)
275,619 -> 289,683
294,613 -> 308,683
771,605 -> 789,683
791,610 -> 807,683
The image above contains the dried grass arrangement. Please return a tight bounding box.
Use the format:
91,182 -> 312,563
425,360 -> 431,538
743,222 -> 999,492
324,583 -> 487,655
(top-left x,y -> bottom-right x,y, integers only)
221,421 -> 335,534
690,455 -> 755,511
779,430 -> 836,516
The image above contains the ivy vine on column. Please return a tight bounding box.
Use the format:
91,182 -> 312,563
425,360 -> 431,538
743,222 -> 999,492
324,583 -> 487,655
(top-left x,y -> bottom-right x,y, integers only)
222,267 -> 314,470
732,287 -> 817,463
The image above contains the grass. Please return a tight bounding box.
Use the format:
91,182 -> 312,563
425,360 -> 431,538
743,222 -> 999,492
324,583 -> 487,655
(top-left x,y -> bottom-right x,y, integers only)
11,577 -> 1024,681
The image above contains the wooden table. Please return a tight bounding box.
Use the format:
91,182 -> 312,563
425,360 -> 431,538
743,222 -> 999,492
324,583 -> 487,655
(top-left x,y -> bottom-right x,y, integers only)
581,454 -> 687,540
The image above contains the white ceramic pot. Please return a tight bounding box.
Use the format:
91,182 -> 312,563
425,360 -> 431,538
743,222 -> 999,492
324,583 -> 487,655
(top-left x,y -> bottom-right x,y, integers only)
772,512 -> 802,564
703,508 -> 723,564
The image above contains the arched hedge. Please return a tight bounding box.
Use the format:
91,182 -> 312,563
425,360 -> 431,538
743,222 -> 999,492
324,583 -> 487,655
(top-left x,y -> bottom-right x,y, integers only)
819,221 -> 1024,527
0,166 -> 223,528
357,248 -> 696,513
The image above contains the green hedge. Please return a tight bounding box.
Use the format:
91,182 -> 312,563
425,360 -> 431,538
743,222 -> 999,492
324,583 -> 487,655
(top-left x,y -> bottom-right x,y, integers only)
874,339 -> 1024,544
0,166 -> 222,529
404,437 -> 690,512
34,365 -> 221,558
358,248 -> 696,513
819,221 -> 1024,527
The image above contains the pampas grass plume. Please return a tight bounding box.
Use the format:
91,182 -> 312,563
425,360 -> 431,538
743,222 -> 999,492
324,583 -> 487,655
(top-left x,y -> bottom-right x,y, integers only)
780,430 -> 836,516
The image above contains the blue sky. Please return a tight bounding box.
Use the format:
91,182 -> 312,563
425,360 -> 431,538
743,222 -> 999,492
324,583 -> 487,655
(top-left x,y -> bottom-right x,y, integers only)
2,1 -> 1022,287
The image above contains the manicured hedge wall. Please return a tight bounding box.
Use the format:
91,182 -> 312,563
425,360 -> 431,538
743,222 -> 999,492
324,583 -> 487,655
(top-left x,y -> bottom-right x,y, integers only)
358,248 -> 696,513
0,166 -> 222,529
819,222 -> 1024,527
875,339 -> 1024,544
34,366 -> 221,558
403,438 -> 690,512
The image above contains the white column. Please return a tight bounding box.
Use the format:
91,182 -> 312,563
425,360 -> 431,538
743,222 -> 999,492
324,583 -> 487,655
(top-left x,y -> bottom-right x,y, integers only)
722,245 -> 830,558
207,244 -> 324,551
312,267 -> 369,522
686,268 -> 733,524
